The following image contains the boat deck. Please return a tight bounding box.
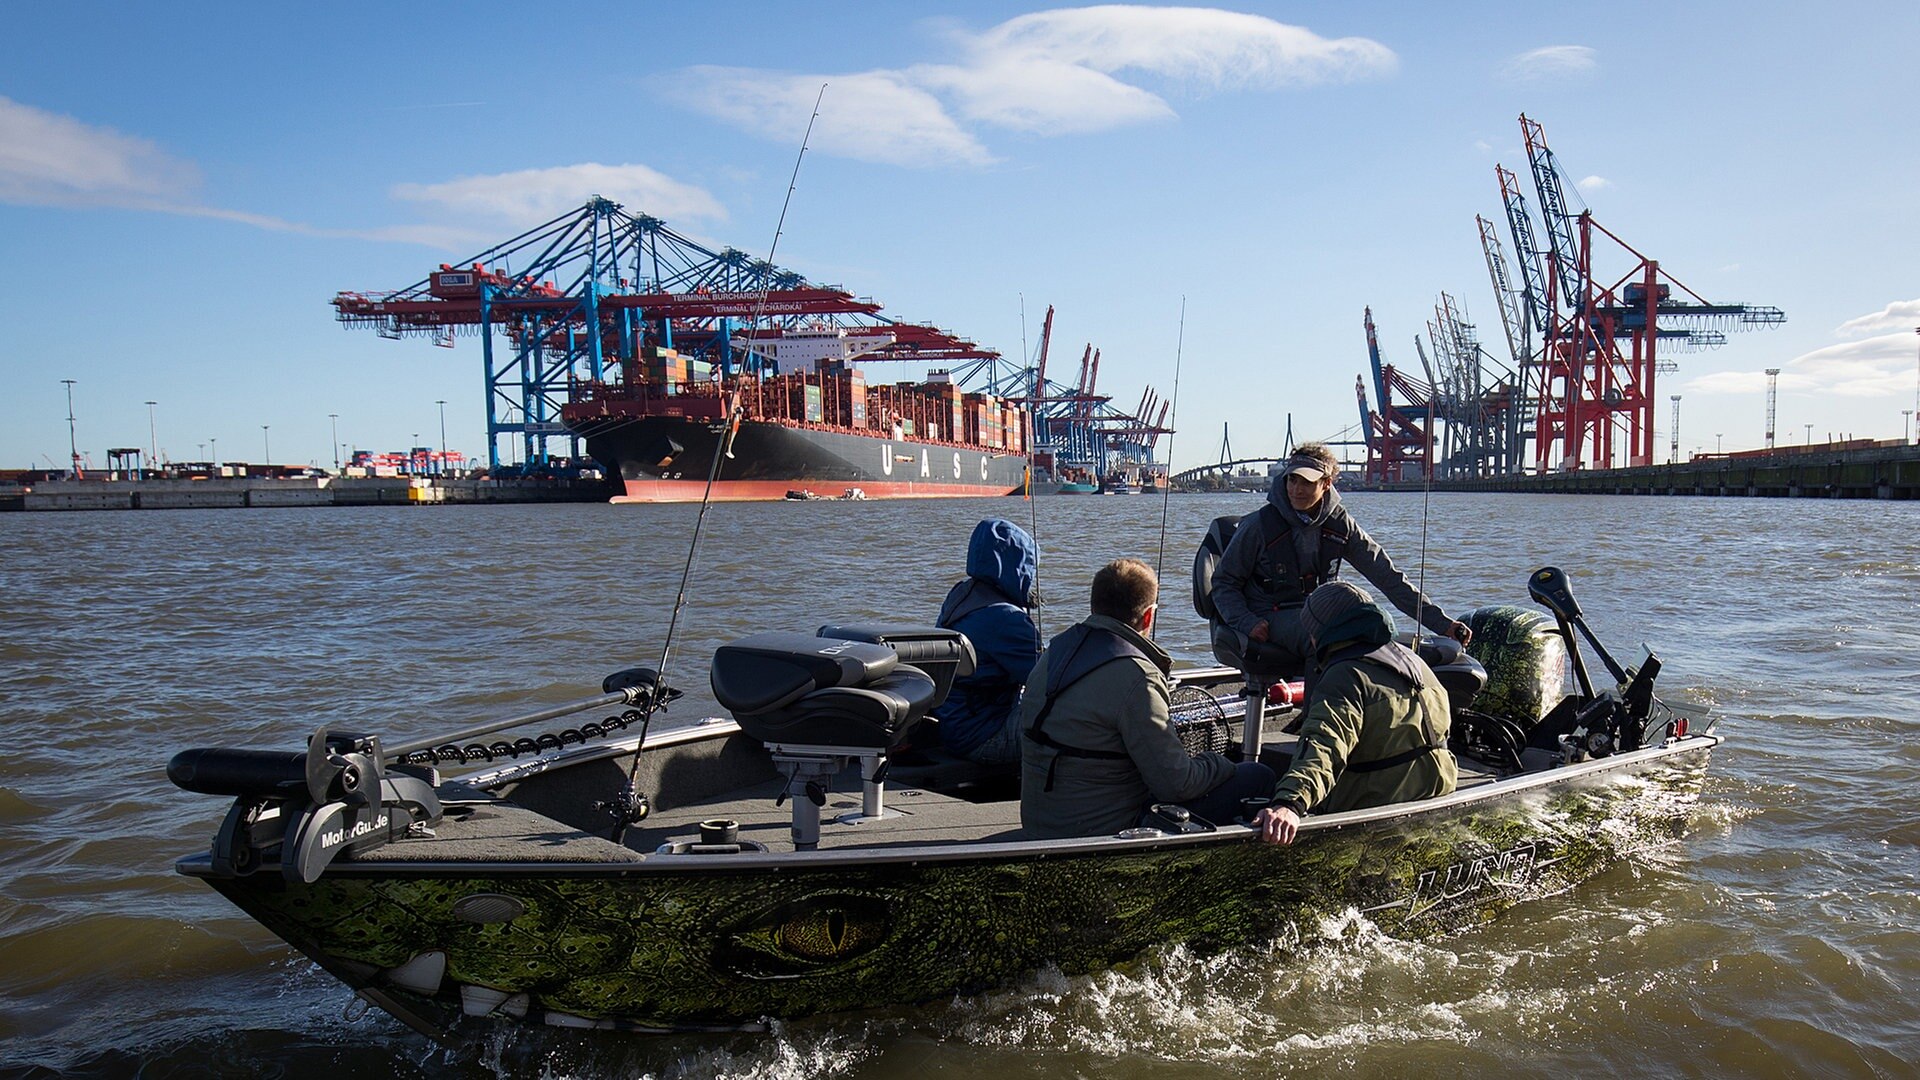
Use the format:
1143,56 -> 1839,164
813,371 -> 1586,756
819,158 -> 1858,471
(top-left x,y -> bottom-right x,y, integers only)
343,731 -> 1507,868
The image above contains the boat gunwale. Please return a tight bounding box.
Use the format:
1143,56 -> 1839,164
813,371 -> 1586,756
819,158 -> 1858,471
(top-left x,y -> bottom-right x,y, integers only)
174,730 -> 1720,880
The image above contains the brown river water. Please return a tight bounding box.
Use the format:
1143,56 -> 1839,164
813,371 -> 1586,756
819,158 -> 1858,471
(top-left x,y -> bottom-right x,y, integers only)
2,493 -> 1916,1078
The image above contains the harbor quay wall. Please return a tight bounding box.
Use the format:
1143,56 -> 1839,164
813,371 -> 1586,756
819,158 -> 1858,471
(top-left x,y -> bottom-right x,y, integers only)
2,476 -> 613,512
1371,444 -> 1920,501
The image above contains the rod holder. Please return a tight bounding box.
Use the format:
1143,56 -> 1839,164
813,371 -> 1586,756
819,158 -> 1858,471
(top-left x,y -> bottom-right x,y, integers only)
1241,685 -> 1266,761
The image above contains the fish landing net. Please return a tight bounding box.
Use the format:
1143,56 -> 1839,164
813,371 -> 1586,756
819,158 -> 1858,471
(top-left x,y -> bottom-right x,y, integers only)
1168,685 -> 1233,756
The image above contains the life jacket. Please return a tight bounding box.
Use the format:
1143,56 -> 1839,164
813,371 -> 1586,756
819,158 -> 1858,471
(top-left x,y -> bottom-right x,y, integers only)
937,577 -> 1018,629
1315,640 -> 1445,774
1256,502 -> 1353,608
936,578 -> 1032,714
1023,623 -> 1151,791
1192,503 -> 1353,624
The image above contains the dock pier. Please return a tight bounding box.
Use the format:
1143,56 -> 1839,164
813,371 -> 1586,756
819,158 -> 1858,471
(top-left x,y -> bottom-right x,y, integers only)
1,475 -> 615,512
1370,443 -> 1920,501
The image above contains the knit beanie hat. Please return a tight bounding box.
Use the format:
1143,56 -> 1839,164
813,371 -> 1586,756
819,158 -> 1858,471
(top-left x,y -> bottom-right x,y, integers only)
1299,581 -> 1374,643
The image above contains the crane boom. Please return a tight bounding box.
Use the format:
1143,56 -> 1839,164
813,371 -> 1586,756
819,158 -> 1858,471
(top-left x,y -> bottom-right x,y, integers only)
1520,113 -> 1586,312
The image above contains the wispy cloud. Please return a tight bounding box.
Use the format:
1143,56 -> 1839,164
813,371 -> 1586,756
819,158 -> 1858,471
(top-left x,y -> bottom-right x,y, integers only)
664,68 -> 993,167
1835,297 -> 1920,337
1,96 -> 722,248
0,95 -> 200,208
666,6 -> 1396,167
1576,174 -> 1610,192
1500,45 -> 1598,82
393,163 -> 727,226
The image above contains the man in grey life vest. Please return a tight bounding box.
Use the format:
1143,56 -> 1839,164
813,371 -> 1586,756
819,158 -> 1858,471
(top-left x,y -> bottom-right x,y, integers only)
1019,558 -> 1276,839
1256,581 -> 1458,844
1209,442 -> 1471,676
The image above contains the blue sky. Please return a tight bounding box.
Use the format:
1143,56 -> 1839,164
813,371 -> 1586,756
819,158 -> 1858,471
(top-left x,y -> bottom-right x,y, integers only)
5,1 -> 1918,472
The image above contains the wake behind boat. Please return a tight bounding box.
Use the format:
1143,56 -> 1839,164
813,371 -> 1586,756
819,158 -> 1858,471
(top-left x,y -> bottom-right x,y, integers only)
167,568 -> 1716,1037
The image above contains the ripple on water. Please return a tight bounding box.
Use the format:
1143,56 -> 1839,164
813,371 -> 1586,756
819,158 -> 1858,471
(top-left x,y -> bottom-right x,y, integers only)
4,495 -> 1920,1076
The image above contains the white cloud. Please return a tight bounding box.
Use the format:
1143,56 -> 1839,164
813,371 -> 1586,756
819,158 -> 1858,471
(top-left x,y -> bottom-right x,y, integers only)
1684,332 -> 1917,398
1576,174 -> 1610,191
969,6 -> 1396,90
1501,45 -> 1598,82
913,57 -> 1173,134
1835,297 -> 1920,337
0,95 -> 200,208
0,95 -> 717,248
665,7 -> 1396,166
664,67 -> 993,168
393,163 -> 727,225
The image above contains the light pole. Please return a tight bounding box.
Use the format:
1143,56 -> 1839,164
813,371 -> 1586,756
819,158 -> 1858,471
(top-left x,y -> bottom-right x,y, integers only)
262,425 -> 271,470
329,413 -> 340,471
1715,433 -> 1724,456
60,379 -> 80,476
435,400 -> 448,476
210,437 -> 218,469
145,400 -> 158,476
1905,410 -> 1914,445
1804,423 -> 1812,447
413,433 -> 421,475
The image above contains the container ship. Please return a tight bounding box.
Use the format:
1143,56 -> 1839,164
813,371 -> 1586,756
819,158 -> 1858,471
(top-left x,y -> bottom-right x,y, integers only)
561,327 -> 1033,502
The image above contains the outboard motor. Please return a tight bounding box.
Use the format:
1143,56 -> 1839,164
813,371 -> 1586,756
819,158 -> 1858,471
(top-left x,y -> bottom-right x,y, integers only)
168,728 -> 442,883
711,628 -> 963,849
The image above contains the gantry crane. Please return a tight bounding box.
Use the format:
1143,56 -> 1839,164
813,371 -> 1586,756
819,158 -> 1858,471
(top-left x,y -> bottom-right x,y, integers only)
1516,114 -> 1785,470
948,304 -> 1171,485
334,198 -> 999,469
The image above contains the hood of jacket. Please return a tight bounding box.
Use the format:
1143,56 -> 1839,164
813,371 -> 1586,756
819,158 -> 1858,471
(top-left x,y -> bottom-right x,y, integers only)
1265,471 -> 1342,528
965,518 -> 1038,607
1315,603 -> 1428,686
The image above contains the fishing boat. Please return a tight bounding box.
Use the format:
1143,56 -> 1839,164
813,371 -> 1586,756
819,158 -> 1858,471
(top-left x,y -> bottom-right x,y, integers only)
168,567 -> 1716,1038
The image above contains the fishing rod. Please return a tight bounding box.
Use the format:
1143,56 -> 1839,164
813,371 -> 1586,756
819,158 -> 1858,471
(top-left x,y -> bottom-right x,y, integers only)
1151,296 -> 1186,638
1412,409 -> 1435,648
1020,294 -> 1044,639
606,83 -> 829,839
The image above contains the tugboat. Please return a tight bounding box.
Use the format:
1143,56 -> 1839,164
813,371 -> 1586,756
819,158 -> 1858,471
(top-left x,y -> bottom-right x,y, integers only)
167,567 -> 1716,1037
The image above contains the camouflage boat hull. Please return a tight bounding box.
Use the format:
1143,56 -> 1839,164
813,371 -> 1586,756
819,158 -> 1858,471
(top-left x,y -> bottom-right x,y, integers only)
184,733 -> 1716,1033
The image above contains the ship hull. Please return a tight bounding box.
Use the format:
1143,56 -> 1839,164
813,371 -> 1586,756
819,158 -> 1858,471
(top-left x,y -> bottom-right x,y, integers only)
574,415 -> 1029,503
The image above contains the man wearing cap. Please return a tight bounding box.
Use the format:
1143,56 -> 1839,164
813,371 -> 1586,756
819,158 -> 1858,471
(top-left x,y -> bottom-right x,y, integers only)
1255,581 -> 1458,844
1209,442 -> 1470,677
1020,558 -> 1276,839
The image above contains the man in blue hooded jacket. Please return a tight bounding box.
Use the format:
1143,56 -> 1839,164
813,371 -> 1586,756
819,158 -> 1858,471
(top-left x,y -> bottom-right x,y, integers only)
935,518 -> 1043,764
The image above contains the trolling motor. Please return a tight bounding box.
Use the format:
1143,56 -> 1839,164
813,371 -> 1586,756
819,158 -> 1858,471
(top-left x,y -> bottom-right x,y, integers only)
168,668 -> 677,882
1526,566 -> 1667,760
168,728 -> 441,884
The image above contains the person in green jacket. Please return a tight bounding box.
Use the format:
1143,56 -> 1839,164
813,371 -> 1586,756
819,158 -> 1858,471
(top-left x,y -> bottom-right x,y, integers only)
1255,580 -> 1457,845
1020,558 -> 1276,840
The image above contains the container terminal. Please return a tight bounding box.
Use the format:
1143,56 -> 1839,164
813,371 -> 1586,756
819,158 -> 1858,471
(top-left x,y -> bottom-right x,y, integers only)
1330,114 -> 1896,494
331,200 -> 1173,501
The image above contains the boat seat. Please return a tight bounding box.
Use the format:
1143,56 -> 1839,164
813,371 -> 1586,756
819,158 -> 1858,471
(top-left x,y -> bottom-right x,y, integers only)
815,624 -> 976,710
710,631 -> 940,849
710,631 -> 936,750
1211,624 -> 1305,684
1409,635 -> 1488,713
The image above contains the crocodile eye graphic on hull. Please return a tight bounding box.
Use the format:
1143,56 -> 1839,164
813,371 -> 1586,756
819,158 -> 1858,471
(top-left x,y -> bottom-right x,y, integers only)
718,893 -> 892,979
